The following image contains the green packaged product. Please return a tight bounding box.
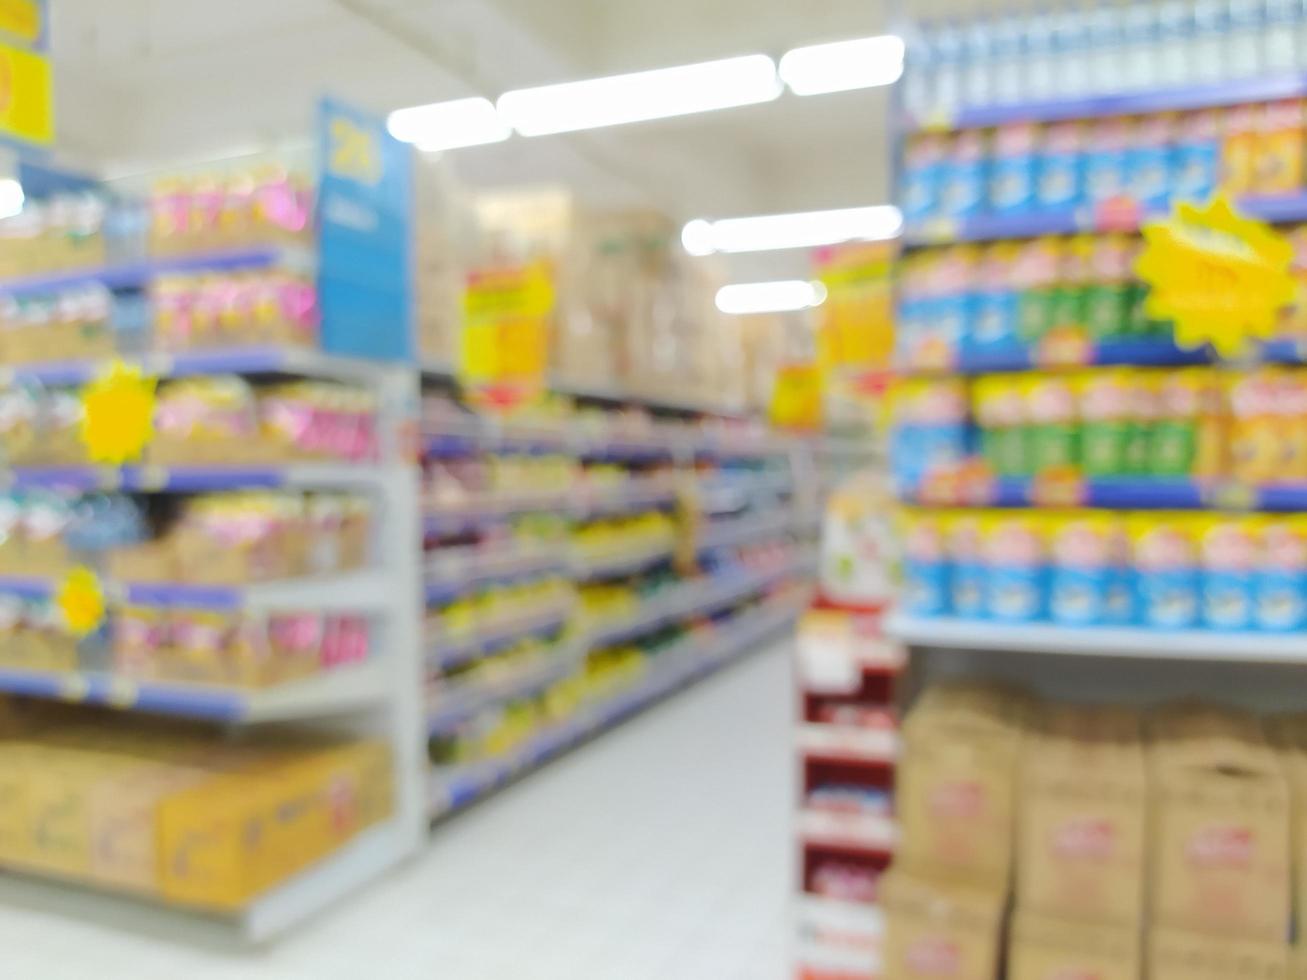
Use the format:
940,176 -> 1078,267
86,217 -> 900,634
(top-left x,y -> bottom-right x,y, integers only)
1079,370 -> 1137,478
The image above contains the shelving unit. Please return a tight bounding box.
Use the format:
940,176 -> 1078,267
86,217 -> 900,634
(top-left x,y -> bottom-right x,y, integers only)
419,368 -> 817,818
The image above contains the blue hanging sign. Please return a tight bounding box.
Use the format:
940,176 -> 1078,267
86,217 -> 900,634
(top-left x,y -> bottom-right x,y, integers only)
316,97 -> 414,361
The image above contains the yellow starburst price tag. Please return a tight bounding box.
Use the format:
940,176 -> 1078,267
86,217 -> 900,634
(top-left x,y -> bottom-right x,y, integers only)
55,566 -> 107,638
1135,196 -> 1296,358
80,360 -> 157,464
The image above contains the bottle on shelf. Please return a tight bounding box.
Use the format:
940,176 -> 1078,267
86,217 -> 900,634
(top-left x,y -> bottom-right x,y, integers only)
1265,0 -> 1301,73
1052,6 -> 1091,101
1024,7 -> 1058,103
902,28 -> 936,120
963,18 -> 994,109
1087,1 -> 1126,97
1190,0 -> 1230,84
1228,0 -> 1268,80
990,13 -> 1026,106
1155,1 -> 1194,88
932,21 -> 964,119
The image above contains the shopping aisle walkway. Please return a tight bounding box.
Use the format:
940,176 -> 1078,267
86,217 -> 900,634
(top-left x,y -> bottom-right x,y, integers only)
0,640 -> 795,980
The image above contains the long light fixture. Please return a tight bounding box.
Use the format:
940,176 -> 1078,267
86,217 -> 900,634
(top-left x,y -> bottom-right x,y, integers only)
716,280 -> 828,315
387,97 -> 511,152
683,205 -> 902,256
497,54 -> 782,137
779,35 -> 904,96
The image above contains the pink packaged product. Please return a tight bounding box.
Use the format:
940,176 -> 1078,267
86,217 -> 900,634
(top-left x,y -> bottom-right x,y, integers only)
153,272 -> 319,352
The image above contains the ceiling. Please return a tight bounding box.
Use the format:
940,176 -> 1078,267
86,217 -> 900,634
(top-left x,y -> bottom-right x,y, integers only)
45,0 -> 1045,277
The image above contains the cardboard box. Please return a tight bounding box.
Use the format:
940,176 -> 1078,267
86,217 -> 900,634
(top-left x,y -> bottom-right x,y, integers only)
1148,927 -> 1288,980
1018,704 -> 1146,924
897,683 -> 1028,886
1269,713 -> 1307,948
1149,704 -> 1291,943
1009,911 -> 1140,980
880,869 -> 1005,980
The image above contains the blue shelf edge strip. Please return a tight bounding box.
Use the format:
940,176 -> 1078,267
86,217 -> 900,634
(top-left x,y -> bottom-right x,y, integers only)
3,346 -> 330,389
0,668 -> 252,720
9,465 -> 295,492
904,193 -> 1307,246
904,477 -> 1307,512
0,247 -> 293,300
436,601 -> 800,813
0,575 -> 247,610
910,73 -> 1307,132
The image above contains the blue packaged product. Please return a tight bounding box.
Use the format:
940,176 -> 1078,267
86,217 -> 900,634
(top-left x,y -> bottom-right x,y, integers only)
1037,121 -> 1085,209
941,129 -> 990,218
1256,518 -> 1307,631
946,512 -> 987,618
1124,114 -> 1175,210
902,511 -> 951,616
903,133 -> 946,224
1199,518 -> 1259,631
1049,515 -> 1115,626
1131,516 -> 1200,629
982,514 -> 1047,622
989,123 -> 1039,214
964,243 -> 1019,353
1083,117 -> 1131,205
1173,109 -> 1221,203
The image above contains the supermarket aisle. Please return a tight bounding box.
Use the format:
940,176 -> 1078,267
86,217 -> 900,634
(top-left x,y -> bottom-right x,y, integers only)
0,639 -> 795,980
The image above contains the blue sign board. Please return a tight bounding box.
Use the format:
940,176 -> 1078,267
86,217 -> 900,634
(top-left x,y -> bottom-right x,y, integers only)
316,97 -> 414,361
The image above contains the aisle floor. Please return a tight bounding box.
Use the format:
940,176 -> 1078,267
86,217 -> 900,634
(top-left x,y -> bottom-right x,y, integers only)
0,640 -> 796,979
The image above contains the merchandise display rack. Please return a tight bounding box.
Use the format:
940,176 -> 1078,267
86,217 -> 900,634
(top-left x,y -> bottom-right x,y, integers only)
419,365 -> 818,819
0,254 -> 427,941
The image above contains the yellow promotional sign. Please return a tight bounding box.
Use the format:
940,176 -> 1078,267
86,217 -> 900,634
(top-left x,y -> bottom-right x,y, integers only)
0,40 -> 50,146
0,0 -> 41,47
815,242 -> 895,372
55,566 -> 106,638
79,361 -> 157,464
769,362 -> 824,431
460,261 -> 554,402
1135,196 -> 1295,358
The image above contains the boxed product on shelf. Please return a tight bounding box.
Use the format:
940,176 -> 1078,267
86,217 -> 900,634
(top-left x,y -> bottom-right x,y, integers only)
0,714 -> 391,909
1148,703 -> 1291,944
1008,911 -> 1140,980
1148,927 -> 1290,980
147,171 -> 313,256
112,609 -> 368,688
879,868 -> 1005,980
897,682 -> 1027,886
1018,704 -> 1146,925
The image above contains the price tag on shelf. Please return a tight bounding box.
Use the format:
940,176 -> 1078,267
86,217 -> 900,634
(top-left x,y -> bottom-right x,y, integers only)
79,360 -> 157,464
54,566 -> 106,638
1136,195 -> 1295,358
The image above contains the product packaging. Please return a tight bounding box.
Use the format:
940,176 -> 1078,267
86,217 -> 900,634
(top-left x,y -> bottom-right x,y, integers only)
1008,911 -> 1140,980
897,683 -> 1027,885
1037,122 -> 1086,209
1257,517 -> 1307,631
946,511 -> 988,620
990,123 -> 1040,213
1148,928 -> 1289,980
879,869 -> 1006,980
1130,513 -> 1200,628
1198,516 -> 1262,630
1017,704 -> 1146,924
942,130 -> 991,219
982,513 -> 1047,622
1148,704 -> 1291,943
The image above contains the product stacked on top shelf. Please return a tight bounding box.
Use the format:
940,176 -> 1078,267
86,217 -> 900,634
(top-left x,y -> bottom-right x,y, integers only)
420,384 -> 817,816
0,162 -> 423,938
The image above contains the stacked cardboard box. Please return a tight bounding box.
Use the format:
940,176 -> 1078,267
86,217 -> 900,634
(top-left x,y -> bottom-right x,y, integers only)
883,683 -> 1028,979
414,153 -> 476,367
0,707 -> 393,910
1149,705 -> 1291,978
1010,705 -> 1145,980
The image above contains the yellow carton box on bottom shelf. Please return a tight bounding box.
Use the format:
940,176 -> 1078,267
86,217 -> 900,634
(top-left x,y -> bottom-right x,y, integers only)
157,741 -> 393,910
1008,911 -> 1140,980
880,869 -> 1006,980
1148,928 -> 1289,980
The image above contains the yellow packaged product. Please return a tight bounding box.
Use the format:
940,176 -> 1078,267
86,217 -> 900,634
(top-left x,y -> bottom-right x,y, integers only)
1228,370 -> 1286,485
149,376 -> 263,465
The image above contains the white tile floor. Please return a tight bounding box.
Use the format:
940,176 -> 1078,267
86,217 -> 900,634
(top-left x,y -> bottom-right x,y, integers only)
0,640 -> 796,979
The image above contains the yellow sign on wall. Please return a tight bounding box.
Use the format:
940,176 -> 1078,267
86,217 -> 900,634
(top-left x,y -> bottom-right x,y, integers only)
0,40 -> 50,146
1135,196 -> 1295,358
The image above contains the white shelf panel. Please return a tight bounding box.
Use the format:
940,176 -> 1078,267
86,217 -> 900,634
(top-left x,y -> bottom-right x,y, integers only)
887,614 -> 1307,664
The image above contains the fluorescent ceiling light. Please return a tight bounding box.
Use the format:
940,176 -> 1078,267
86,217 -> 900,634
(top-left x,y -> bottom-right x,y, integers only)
497,54 -> 782,137
683,205 -> 902,256
779,35 -> 905,95
716,280 -> 828,315
0,179 -> 24,219
386,97 -> 511,152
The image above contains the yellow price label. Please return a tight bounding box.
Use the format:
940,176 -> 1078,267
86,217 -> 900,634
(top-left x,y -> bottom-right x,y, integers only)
460,261 -> 554,402
55,566 -> 106,638
79,360 -> 157,464
1136,195 -> 1295,358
